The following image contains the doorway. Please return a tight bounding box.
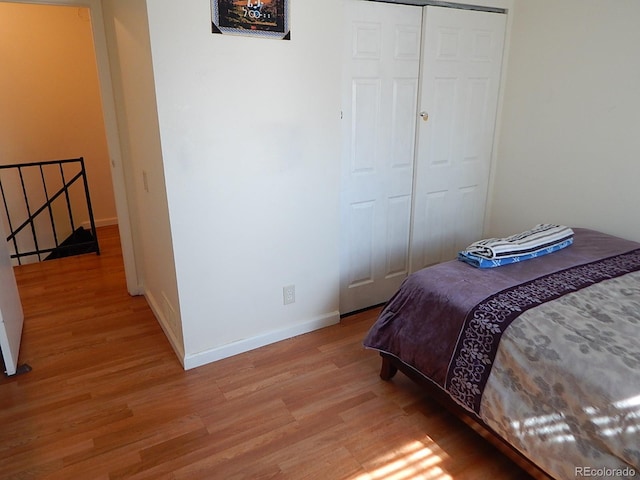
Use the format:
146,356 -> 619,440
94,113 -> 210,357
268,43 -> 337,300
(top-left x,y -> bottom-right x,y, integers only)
0,0 -> 139,294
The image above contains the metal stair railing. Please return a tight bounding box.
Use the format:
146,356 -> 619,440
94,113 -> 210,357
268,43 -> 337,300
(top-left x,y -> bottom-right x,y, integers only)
0,157 -> 99,265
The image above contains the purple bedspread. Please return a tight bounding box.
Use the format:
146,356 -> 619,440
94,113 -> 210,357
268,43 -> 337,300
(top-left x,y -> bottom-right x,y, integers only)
363,228 -> 640,407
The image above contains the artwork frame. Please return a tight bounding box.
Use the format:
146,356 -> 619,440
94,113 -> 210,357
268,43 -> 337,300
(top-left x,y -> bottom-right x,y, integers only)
211,0 -> 290,40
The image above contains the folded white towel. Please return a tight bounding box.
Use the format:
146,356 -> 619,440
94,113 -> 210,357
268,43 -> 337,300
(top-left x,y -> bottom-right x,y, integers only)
463,224 -> 574,260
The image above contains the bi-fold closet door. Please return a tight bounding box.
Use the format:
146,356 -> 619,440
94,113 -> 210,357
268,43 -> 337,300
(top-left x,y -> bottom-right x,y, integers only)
340,0 -> 507,314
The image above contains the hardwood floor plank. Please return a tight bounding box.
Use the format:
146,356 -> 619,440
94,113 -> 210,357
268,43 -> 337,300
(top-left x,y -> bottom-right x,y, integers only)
0,225 -> 533,480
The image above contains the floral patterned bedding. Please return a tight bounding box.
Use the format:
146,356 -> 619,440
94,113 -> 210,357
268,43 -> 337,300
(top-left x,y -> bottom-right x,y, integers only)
481,270 -> 640,479
363,229 -> 640,479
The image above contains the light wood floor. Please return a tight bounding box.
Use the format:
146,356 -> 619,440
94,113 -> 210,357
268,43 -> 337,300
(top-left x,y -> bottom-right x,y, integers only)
0,225 -> 531,479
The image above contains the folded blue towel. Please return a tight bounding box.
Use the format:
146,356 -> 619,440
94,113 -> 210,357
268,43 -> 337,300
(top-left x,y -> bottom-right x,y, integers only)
462,224 -> 574,260
458,233 -> 574,268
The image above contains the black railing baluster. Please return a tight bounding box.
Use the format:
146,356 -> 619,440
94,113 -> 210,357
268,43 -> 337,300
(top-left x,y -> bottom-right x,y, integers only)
17,166 -> 42,262
0,179 -> 21,265
79,157 -> 99,255
40,164 -> 59,249
59,162 -> 76,235
0,158 -> 100,262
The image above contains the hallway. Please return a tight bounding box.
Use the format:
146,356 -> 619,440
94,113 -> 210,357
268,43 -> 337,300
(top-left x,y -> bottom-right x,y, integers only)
9,225 -> 173,379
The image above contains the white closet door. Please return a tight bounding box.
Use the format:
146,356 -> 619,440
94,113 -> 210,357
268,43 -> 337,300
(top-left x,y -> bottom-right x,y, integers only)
410,6 -> 506,271
340,0 -> 422,314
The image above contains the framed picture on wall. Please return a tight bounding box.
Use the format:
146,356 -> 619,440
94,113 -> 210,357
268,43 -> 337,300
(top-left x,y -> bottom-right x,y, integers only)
211,0 -> 290,40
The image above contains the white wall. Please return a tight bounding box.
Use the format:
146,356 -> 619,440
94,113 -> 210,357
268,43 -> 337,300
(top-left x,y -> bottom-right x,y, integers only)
145,0 -> 343,367
489,0 -> 640,242
102,0 -> 184,357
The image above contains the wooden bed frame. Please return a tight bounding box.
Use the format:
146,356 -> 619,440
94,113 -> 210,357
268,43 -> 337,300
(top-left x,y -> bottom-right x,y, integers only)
379,352 -> 554,479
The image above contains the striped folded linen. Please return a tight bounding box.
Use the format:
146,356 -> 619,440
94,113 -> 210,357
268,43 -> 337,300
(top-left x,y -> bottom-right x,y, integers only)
461,224 -> 575,260
458,236 -> 574,268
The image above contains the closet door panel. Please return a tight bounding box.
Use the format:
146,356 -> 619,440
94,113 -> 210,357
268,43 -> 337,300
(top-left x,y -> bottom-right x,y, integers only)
340,0 -> 421,314
410,6 -> 506,272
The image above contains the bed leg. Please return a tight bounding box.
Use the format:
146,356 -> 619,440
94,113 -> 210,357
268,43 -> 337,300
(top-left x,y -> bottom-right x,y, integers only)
379,354 -> 397,380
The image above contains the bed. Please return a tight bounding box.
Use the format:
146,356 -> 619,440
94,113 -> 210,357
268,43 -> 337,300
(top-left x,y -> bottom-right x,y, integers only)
363,228 -> 640,480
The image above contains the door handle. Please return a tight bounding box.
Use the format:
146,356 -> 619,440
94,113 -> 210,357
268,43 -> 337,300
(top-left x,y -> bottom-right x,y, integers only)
419,112 -> 429,122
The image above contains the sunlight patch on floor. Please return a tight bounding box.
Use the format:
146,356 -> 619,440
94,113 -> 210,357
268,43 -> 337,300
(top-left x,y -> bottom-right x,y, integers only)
351,440 -> 452,480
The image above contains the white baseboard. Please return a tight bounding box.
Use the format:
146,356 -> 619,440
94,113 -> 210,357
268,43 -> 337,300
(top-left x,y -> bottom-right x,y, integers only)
82,217 -> 118,230
144,289 -> 186,368
183,311 -> 341,370
143,290 -> 341,371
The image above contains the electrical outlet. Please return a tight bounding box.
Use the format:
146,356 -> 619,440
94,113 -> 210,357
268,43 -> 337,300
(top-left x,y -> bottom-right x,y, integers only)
283,285 -> 295,305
